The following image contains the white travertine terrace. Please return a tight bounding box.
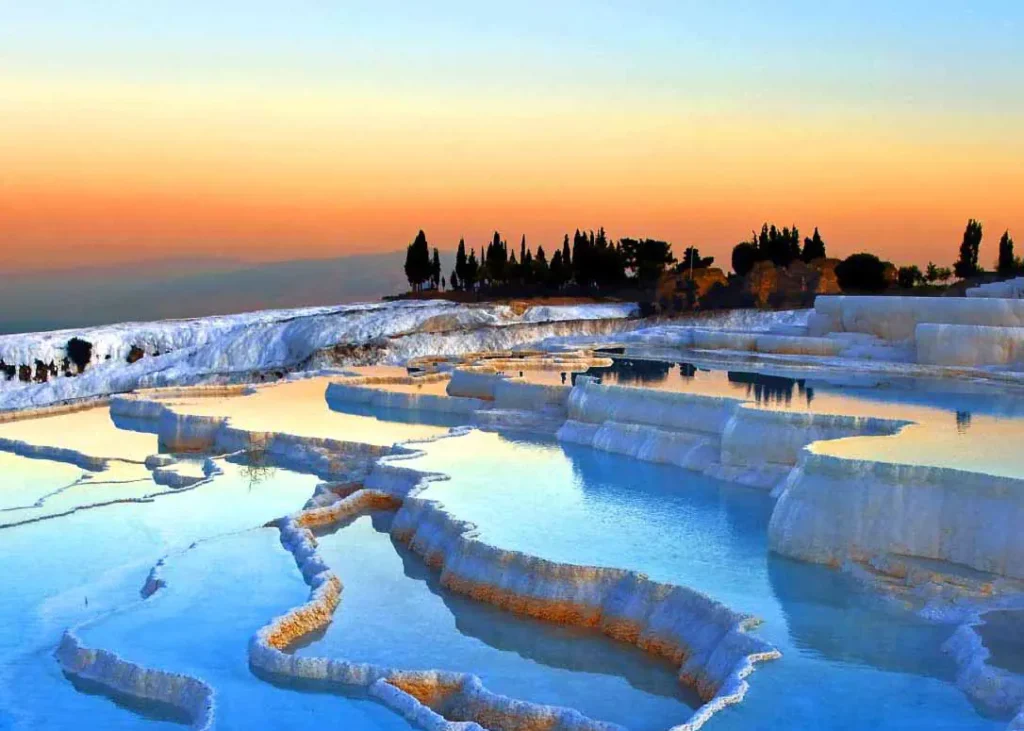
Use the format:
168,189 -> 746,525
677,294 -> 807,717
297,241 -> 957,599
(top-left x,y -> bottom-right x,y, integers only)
967,278 -> 1024,299
249,490 -> 626,731
561,377 -> 908,490
31,343 -> 1024,730
55,630 -> 215,730
769,453 -> 1024,578
804,295 -> 1024,367
249,475 -> 780,731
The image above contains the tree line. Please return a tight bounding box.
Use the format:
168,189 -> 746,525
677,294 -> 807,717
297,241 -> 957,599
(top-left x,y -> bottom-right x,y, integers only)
827,219 -> 1016,292
405,228 -> 683,293
405,218 -> 1017,297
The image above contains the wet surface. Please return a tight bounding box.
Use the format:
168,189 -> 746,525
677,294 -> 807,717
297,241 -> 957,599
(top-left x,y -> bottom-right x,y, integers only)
406,430 -> 1009,729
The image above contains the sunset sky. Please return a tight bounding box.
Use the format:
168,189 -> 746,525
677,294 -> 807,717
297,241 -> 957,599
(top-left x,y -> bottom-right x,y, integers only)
2,1 -> 1022,274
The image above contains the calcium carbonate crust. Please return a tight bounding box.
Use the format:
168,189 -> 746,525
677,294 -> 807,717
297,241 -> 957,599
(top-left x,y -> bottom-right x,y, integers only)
250,489 -> 623,731
55,630 -> 215,730
0,302 -> 639,411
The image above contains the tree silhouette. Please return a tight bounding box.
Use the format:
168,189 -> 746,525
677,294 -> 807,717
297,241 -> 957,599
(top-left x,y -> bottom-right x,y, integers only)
403,230 -> 432,291
954,219 -> 983,278
621,238 -> 676,285
431,248 -> 441,289
925,261 -> 953,284
802,227 -> 826,262
549,248 -> 567,289
998,230 -> 1016,275
465,249 -> 479,290
454,238 -> 468,290
731,241 -> 759,277
897,265 -> 924,288
836,253 -> 889,292
679,246 -> 714,273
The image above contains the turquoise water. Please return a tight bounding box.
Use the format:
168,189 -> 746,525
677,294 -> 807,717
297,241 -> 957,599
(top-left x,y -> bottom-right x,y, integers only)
323,397 -> 469,430
5,366 -> 1024,730
0,459 -> 346,730
404,430 -> 1009,729
295,514 -> 697,730
78,528 -> 415,731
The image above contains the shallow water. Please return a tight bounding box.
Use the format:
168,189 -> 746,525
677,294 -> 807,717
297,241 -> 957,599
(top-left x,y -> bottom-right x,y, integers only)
0,451 -> 83,511
564,357 -> 1024,478
978,611 -> 1024,676
0,407 -> 158,463
0,459 -> 325,730
4,366 -> 1022,730
79,528 -> 416,731
295,514 -> 698,730
405,430 -> 1009,729
165,377 -> 450,446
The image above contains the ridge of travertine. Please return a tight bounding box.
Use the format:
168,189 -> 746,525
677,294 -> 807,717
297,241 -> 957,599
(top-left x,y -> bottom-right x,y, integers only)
55,629 -> 215,730
47,373 -> 1024,730
250,473 -> 780,731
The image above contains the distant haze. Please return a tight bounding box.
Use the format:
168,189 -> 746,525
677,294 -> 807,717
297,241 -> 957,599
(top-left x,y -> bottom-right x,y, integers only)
0,252 -> 406,335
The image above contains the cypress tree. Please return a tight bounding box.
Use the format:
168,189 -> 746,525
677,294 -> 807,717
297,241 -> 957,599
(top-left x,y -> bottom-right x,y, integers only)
954,219 -> 983,278
404,230 -> 431,291
998,230 -> 1016,275
455,238 -> 468,287
802,227 -> 826,262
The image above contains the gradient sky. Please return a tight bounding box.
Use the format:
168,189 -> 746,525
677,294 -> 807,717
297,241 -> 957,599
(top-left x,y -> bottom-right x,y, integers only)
2,1 -> 1022,273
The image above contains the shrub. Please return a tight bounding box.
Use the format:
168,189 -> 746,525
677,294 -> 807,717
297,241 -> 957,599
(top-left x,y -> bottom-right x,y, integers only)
897,265 -> 924,289
731,242 -> 760,277
66,337 -> 93,373
836,253 -> 889,292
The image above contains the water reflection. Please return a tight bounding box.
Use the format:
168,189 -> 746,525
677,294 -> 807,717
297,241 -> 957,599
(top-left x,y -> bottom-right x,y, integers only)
63,673 -> 192,727
404,429 -> 992,731
727,371 -> 814,408
580,357 -> 814,407
765,556 -> 958,680
956,410 -> 973,433
299,514 -> 698,730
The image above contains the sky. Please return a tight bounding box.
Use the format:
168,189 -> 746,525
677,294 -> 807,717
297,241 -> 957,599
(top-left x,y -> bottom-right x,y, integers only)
2,1 -> 1022,274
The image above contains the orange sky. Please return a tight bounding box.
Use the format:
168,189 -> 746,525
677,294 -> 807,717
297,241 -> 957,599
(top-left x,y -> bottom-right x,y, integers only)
2,4 -> 1023,274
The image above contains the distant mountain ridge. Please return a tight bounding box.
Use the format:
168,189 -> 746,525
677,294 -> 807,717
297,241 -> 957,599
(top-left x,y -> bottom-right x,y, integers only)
0,251 -> 407,334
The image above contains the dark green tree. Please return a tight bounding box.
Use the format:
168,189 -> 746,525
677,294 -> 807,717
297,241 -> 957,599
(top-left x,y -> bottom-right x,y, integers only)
731,241 -> 760,277
954,219 -> 983,279
572,229 -> 591,287
431,248 -> 441,289
403,230 -> 432,291
679,246 -> 714,273
836,253 -> 889,292
802,227 -> 826,262
621,238 -> 676,285
998,230 -> 1016,275
533,245 -> 549,283
454,238 -> 468,289
549,249 -> 567,289
897,265 -> 924,288
925,261 -> 953,284
465,249 -> 479,290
